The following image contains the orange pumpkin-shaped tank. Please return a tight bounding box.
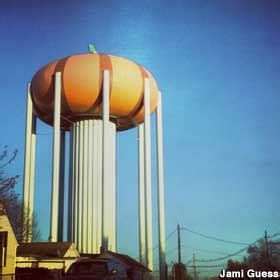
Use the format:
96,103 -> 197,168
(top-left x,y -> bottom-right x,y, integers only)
31,53 -> 159,131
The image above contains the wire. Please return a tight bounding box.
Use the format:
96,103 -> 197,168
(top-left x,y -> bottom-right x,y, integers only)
166,228 -> 178,242
166,246 -> 178,256
195,237 -> 263,263
189,269 -> 222,273
188,231 -> 280,263
268,232 -> 280,239
181,244 -> 243,256
181,226 -> 250,245
186,264 -> 227,268
153,228 -> 177,251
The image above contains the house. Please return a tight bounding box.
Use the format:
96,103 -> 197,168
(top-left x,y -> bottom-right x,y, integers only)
79,251 -> 152,279
1,200 -> 150,279
16,242 -> 80,272
0,201 -> 18,276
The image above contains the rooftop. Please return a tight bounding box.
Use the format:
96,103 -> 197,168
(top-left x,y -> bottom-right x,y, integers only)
17,242 -> 77,258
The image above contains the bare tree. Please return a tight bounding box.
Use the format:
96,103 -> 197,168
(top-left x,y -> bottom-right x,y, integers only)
0,146 -> 41,241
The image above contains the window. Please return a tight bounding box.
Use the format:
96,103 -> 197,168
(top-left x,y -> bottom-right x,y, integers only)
0,231 -> 8,267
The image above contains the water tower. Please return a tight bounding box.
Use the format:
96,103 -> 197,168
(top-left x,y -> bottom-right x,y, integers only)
22,48 -> 166,278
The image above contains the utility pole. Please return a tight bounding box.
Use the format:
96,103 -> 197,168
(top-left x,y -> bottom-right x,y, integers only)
177,224 -> 181,264
264,230 -> 271,267
193,253 -> 197,280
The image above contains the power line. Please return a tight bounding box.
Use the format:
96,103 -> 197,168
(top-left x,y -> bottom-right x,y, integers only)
195,237 -> 263,263
166,228 -> 177,242
193,231 -> 280,263
181,244 -> 243,256
186,264 -> 227,268
166,246 -> 178,256
166,228 -> 280,269
268,232 -> 280,239
190,269 -> 222,273
195,247 -> 248,263
153,228 -> 177,251
181,226 -> 250,246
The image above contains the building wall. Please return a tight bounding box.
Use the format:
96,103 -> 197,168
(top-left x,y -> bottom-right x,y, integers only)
0,214 -> 18,275
16,257 -> 78,272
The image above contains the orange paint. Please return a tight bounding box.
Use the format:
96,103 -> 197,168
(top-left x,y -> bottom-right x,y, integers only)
31,53 -> 159,131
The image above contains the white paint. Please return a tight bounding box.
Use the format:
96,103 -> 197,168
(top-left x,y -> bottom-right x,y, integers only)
87,119 -> 93,252
49,72 -> 61,242
28,115 -> 36,242
69,119 -> 116,254
83,120 -> 89,251
102,70 -> 110,251
144,78 -> 153,270
58,130 -> 65,241
138,124 -> 146,264
156,92 -> 167,280
68,126 -> 74,242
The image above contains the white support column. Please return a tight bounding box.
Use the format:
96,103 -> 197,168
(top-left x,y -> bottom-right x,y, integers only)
74,123 -> 79,244
109,122 -> 116,251
68,126 -> 74,241
144,78 -> 153,270
58,130 -> 65,241
49,72 -> 61,242
138,124 -> 146,264
156,92 -> 167,280
22,84 -> 33,242
102,70 -> 110,251
28,115 -> 36,242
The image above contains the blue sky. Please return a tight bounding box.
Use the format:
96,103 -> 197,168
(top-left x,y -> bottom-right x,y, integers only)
1,0 -> 280,275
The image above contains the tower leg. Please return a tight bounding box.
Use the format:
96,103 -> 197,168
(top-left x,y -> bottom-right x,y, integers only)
108,120 -> 116,251
156,92 -> 167,280
144,78 -> 153,270
102,70 -> 110,252
58,130 -> 65,241
74,122 -> 80,245
22,83 -> 37,243
28,115 -> 37,242
68,126 -> 74,242
49,72 -> 61,242
78,121 -> 84,251
138,124 -> 146,264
